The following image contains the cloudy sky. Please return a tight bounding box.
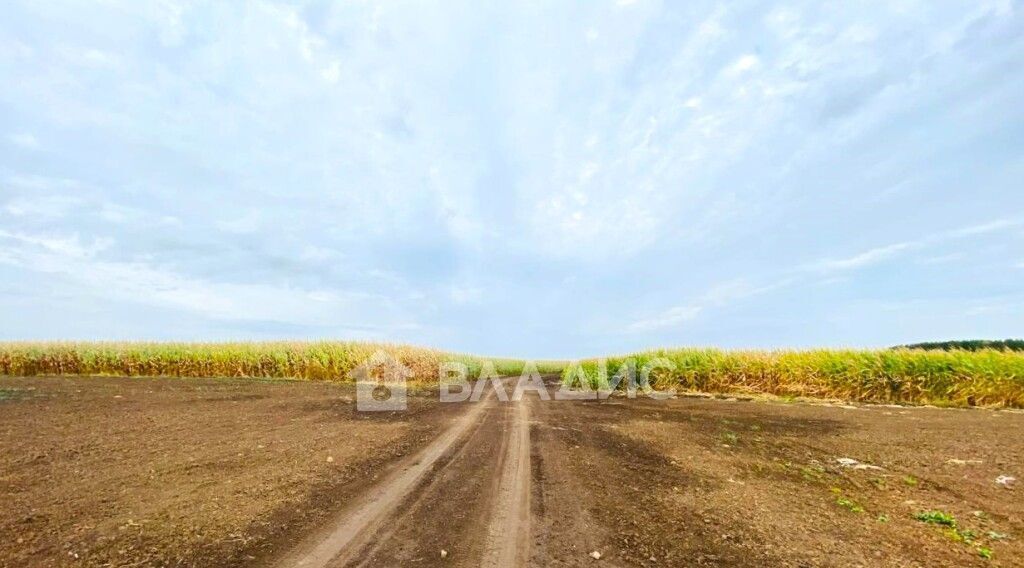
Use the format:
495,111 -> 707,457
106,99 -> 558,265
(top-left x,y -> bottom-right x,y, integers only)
1,1 -> 1022,358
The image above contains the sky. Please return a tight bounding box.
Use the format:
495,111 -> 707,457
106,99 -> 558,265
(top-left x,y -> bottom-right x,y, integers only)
1,0 -> 1023,359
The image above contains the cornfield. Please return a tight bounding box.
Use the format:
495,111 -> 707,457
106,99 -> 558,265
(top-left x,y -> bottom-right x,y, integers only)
0,341 -> 559,383
562,348 -> 1024,408
5,342 -> 1019,407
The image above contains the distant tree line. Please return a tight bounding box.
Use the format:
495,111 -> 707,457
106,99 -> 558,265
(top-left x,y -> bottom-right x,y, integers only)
895,339 -> 1024,352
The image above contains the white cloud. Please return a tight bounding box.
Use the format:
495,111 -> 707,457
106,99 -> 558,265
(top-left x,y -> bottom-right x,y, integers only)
724,54 -> 760,76
814,218 -> 1023,272
320,60 -> 341,83
631,214 -> 1023,335
627,278 -> 792,333
450,285 -> 483,305
946,219 -> 1018,237
4,195 -> 84,219
299,245 -> 341,263
816,242 -> 915,271
0,230 -> 112,259
5,174 -> 83,191
965,299 -> 1024,316
217,211 -> 263,235
0,229 -> 390,329
916,252 -> 965,265
8,132 -> 39,149
627,305 -> 702,333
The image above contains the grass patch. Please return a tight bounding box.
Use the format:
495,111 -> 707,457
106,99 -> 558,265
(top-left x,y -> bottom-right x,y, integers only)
836,496 -> 865,513
914,510 -> 957,527
950,528 -> 976,544
799,464 -> 826,482
914,511 -> 998,559
830,488 -> 865,513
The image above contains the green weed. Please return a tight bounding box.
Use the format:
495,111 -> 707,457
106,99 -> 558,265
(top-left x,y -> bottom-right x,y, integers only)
800,465 -> 825,482
914,510 -> 957,527
914,510 -> 999,558
836,496 -> 864,513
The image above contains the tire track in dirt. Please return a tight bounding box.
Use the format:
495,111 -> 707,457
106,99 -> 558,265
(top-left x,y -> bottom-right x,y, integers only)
279,393 -> 493,568
481,394 -> 532,567
346,400 -> 504,566
279,379 -> 540,568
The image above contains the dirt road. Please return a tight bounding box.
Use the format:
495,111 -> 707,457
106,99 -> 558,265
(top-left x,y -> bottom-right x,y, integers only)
1,375 -> 1023,567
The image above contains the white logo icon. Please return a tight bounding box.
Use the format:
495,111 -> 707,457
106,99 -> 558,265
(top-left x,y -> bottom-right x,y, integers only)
352,351 -> 411,412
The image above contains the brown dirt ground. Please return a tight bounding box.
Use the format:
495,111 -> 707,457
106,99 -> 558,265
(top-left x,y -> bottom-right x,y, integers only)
1,376 -> 1022,567
0,376 -> 455,568
532,392 -> 1024,567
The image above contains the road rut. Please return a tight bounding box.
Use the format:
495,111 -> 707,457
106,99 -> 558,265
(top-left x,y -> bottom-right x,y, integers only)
278,379 -> 536,568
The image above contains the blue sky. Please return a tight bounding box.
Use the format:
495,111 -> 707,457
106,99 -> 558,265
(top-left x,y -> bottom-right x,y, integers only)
1,1 -> 1022,359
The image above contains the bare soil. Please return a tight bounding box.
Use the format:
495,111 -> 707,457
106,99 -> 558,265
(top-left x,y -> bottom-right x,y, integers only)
532,392 -> 1024,567
1,376 -> 1022,567
0,376 -> 454,567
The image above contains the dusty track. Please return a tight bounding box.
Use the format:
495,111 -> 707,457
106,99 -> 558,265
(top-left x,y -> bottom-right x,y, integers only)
2,375 -> 1023,567
282,393 -> 493,568
279,378 -> 537,568
481,391 -> 532,567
